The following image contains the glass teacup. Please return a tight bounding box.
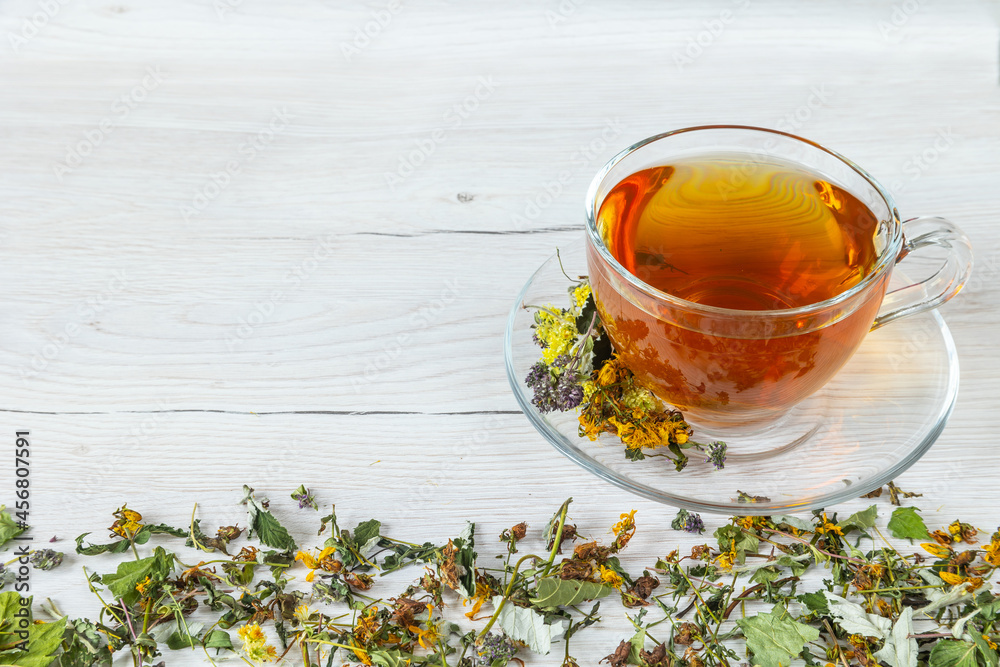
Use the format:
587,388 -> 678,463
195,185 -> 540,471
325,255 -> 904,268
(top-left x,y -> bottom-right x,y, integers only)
585,126 -> 973,430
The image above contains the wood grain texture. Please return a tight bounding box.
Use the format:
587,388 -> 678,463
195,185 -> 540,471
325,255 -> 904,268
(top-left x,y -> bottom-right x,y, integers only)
1,0 -> 999,664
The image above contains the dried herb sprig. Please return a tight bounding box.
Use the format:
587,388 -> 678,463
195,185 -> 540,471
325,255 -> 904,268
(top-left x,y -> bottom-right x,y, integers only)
524,272 -> 726,469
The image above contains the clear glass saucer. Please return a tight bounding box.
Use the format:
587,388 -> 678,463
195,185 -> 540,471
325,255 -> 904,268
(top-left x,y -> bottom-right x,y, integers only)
504,238 -> 960,515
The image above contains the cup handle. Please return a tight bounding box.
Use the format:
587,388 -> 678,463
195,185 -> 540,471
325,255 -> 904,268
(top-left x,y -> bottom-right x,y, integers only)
871,216 -> 974,330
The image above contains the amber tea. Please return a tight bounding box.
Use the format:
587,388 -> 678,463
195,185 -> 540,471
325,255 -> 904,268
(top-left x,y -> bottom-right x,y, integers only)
599,157 -> 881,310
588,155 -> 888,425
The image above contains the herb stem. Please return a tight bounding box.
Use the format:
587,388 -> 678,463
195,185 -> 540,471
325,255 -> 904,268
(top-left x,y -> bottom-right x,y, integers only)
522,304 -> 565,319
856,583 -> 943,594
477,552 -> 542,641
823,618 -> 852,667
755,527 -> 869,566
540,498 -> 572,577
678,568 -> 720,626
189,503 -> 212,553
721,577 -> 798,619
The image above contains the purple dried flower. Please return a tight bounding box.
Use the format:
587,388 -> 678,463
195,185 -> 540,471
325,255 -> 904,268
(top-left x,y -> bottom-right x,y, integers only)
476,632 -> 518,665
552,354 -> 573,368
290,484 -> 318,511
555,371 -> 584,411
705,441 -> 727,470
684,513 -> 705,534
525,363 -> 557,413
671,509 -> 705,535
525,362 -> 549,389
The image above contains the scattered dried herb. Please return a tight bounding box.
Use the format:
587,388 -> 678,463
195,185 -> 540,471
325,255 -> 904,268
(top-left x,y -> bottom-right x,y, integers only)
10,483 -> 1000,667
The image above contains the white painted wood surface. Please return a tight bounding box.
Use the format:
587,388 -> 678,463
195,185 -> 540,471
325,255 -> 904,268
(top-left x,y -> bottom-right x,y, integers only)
1,0 -> 1000,664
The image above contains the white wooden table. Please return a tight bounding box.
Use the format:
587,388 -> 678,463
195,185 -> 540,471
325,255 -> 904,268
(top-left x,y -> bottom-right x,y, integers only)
2,1 -> 999,664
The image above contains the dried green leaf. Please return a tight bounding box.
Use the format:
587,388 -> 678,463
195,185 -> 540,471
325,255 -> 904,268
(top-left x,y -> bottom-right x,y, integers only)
797,591 -> 830,616
0,610 -> 66,667
241,486 -> 297,551
874,607 -> 918,667
737,604 -> 820,667
530,578 -> 614,609
929,640 -> 979,667
839,505 -> 879,532
370,649 -> 414,667
353,519 -> 382,556
887,506 -> 930,541
100,546 -> 173,606
972,632 -> 999,667
492,595 -> 567,655
54,618 -> 111,667
203,629 -> 234,651
0,508 -> 26,550
74,533 -> 132,556
772,514 -> 815,532
823,592 -> 891,639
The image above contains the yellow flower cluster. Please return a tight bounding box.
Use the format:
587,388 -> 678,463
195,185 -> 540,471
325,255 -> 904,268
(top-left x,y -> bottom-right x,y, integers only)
736,516 -> 770,532
986,535 -> 1000,567
714,549 -> 736,572
353,607 -> 381,649
237,623 -> 277,663
611,509 -> 638,552
599,564 -> 624,588
110,506 -> 143,539
612,510 -> 637,535
815,513 -> 844,537
578,356 -> 692,452
463,581 -> 491,620
531,283 -> 592,366
293,604 -> 311,623
135,576 -> 152,595
533,307 -> 579,365
295,546 -> 341,582
408,605 -> 442,650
